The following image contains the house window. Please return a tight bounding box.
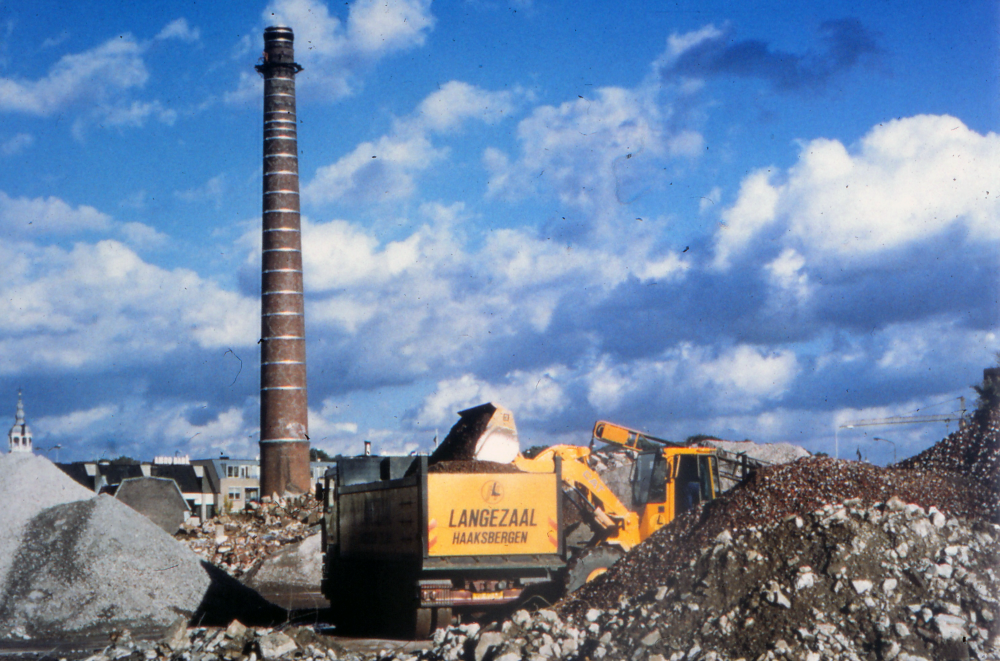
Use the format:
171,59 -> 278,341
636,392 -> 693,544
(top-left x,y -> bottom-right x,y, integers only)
228,488 -> 241,500
226,465 -> 237,478
245,488 -> 259,502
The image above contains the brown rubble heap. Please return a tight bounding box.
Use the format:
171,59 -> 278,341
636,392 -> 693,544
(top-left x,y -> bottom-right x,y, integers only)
175,494 -> 322,579
390,378 -> 1000,661
895,367 -> 1000,521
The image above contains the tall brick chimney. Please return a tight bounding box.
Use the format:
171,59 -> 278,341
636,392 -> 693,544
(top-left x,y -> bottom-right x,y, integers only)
256,26 -> 310,497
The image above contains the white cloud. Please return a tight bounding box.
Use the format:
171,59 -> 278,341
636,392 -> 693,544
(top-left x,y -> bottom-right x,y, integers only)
714,169 -> 780,268
35,404 -> 117,436
694,345 -> 799,406
0,31 -> 182,134
764,248 -> 811,303
303,81 -> 518,205
714,115 -> 1000,266
1,133 -> 33,156
252,0 -> 434,100
0,191 -> 111,237
657,24 -> 725,67
583,344 -> 798,415
118,221 -> 170,250
0,35 -> 148,115
409,81 -> 518,133
483,83 -> 703,242
416,368 -> 568,428
486,87 -> 669,210
166,406 -> 249,456
175,174 -> 227,209
0,239 -> 257,373
876,319 -> 998,373
155,18 -> 200,43
304,134 -> 442,204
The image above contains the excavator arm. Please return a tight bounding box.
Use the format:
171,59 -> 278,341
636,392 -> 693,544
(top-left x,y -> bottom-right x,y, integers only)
513,445 -> 642,551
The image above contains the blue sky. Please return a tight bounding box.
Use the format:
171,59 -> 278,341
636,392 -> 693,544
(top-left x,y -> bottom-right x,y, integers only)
0,0 -> 996,465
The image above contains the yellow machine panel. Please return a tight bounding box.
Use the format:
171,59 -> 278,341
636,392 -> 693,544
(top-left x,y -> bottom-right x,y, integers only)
427,473 -> 560,557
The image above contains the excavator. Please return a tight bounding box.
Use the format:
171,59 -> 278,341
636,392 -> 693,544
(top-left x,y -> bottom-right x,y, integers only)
514,421 -> 741,591
424,403 -> 767,594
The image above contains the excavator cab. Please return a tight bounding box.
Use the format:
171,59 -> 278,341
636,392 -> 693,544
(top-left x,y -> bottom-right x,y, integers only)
632,450 -> 719,539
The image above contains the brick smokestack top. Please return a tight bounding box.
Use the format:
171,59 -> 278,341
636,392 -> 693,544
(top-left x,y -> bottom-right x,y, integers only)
256,26 -> 310,497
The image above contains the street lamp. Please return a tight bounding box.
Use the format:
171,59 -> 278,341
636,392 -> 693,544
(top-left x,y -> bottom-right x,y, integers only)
40,444 -> 62,462
872,437 -> 896,464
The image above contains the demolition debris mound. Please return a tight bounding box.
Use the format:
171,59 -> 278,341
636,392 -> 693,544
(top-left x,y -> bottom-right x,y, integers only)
0,455 -> 282,640
896,375 -> 1000,520
426,500 -> 998,661
176,494 -> 322,579
405,393 -> 1000,661
566,456 -> 989,613
0,452 -> 94,590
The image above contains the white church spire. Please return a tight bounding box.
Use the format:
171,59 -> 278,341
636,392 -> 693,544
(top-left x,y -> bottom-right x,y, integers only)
8,389 -> 32,454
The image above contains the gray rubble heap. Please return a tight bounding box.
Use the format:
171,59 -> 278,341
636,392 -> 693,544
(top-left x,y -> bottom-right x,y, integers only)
0,452 -> 94,588
691,438 -> 810,466
0,495 -> 212,638
0,454 -> 283,639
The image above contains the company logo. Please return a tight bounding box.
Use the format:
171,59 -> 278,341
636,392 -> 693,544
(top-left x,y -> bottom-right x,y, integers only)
481,480 -> 504,504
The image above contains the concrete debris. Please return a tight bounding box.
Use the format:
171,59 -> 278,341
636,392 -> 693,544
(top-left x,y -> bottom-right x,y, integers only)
367,393 -> 999,661
0,455 -> 283,639
393,500 -> 997,661
0,452 -> 94,590
114,476 -> 190,535
37,624 -> 355,661
242,531 -> 323,596
175,493 -> 323,579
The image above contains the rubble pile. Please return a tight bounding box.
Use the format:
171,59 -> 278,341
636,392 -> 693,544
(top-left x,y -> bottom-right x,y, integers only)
175,494 -> 323,578
896,384 -> 1000,521
0,453 -> 94,589
423,499 -> 998,661
394,394 -> 999,661
692,439 -> 810,466
68,620 -> 347,661
0,454 -> 282,640
568,457 -> 989,613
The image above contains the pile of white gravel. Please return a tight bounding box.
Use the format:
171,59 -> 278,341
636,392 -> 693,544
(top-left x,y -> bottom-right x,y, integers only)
0,453 -> 282,640
694,438 -> 810,465
0,452 -> 94,588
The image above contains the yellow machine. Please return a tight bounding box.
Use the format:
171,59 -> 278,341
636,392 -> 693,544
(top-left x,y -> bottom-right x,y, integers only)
513,420 -> 721,590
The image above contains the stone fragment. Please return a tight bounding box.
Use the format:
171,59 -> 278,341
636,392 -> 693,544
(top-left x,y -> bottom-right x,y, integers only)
259,632 -> 297,660
934,613 -> 967,641
851,579 -> 872,595
641,629 -> 661,646
475,632 -> 504,661
795,572 -> 815,590
225,620 -> 248,640
161,617 -> 189,651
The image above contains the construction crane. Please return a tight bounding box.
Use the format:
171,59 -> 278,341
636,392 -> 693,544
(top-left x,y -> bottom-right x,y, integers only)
835,397 -> 966,460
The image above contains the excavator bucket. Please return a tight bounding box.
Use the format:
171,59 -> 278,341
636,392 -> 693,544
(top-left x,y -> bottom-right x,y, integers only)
429,403 -> 520,464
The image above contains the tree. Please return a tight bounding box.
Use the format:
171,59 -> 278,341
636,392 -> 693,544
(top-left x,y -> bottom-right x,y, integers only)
310,447 -> 335,462
110,455 -> 139,465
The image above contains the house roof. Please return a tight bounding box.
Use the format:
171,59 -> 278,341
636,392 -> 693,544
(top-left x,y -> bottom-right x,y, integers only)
149,464 -> 202,494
